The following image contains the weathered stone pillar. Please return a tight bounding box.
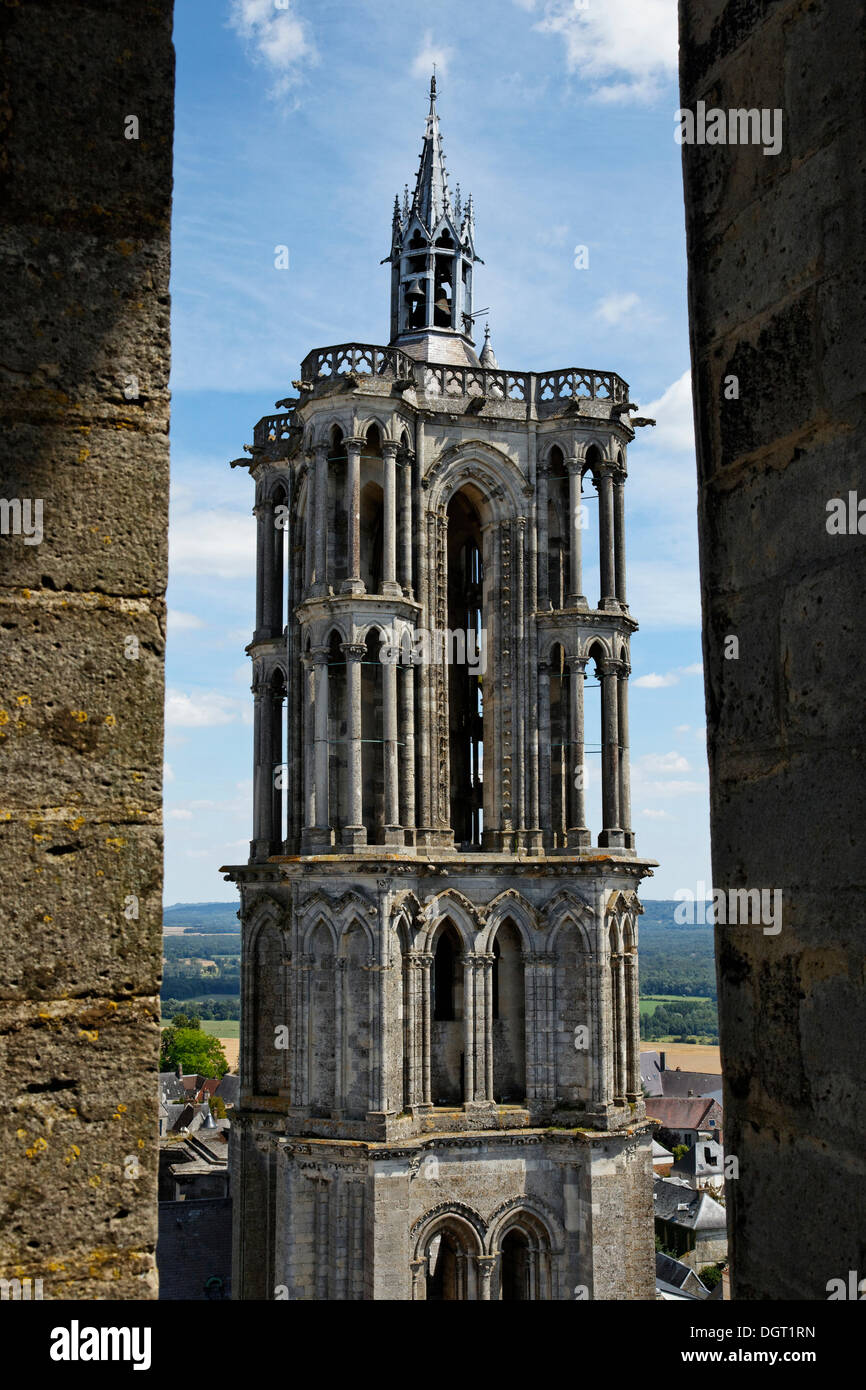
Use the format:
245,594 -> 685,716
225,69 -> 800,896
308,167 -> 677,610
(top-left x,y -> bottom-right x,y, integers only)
614,953 -> 627,1102
419,953 -> 433,1105
302,653 -> 316,833
381,440 -> 401,596
477,1255 -> 496,1301
312,443 -> 329,595
261,493 -> 277,632
567,458 -> 586,607
400,450 -> 414,595
537,659 -> 552,841
568,656 -> 590,848
625,946 -> 641,1100
617,662 -> 633,849
303,460 -> 315,595
613,472 -> 627,607
254,500 -> 266,633
598,659 -> 623,848
536,456 -> 550,609
251,675 -> 267,856
383,654 -> 401,844
311,647 -> 331,845
463,955 -> 476,1102
342,642 -> 367,846
598,465 -> 617,610
342,436 -> 365,595
399,660 -> 416,839
483,953 -> 494,1100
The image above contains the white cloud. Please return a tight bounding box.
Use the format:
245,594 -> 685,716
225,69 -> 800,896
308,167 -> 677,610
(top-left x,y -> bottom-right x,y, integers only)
168,809 -> 194,820
638,751 -> 691,774
634,779 -> 706,798
594,291 -> 640,326
165,690 -> 245,729
633,671 -> 678,688
169,507 -> 255,580
168,609 -> 205,632
675,723 -> 691,734
642,369 -> 695,454
525,0 -> 678,104
163,762 -> 174,783
641,808 -> 672,820
633,663 -> 705,688
228,0 -> 317,101
411,30 -> 454,80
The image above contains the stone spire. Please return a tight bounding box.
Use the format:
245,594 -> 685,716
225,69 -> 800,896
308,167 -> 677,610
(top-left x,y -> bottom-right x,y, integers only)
411,74 -> 451,231
479,322 -> 498,368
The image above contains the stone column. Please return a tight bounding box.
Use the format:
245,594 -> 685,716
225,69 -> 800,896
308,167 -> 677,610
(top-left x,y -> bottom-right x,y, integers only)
312,443 -> 329,596
538,659 -> 552,841
381,440 -> 401,596
618,661 -> 633,849
477,1256 -> 496,1301
625,947 -> 641,1100
302,653 -> 315,833
613,472 -> 627,607
342,436 -> 365,595
536,457 -> 550,610
615,953 -> 627,1101
303,460 -> 315,596
251,675 -> 268,858
483,953 -> 494,1101
400,450 -> 414,596
598,465 -> 617,611
463,956 -> 476,1103
311,647 -> 331,847
419,953 -> 433,1105
261,493 -> 278,632
568,656 -> 590,848
399,660 -> 416,841
254,500 -> 266,633
567,458 -> 587,607
598,658 -> 623,848
342,642 -> 367,847
383,654 -> 401,844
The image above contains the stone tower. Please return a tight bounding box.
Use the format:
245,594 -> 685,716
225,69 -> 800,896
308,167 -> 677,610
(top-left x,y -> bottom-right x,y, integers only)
225,79 -> 656,1301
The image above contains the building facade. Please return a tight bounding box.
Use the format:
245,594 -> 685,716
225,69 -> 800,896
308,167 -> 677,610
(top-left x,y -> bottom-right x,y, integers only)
224,80 -> 656,1300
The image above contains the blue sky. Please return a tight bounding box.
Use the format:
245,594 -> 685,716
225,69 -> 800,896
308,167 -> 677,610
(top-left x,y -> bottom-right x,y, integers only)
164,0 -> 711,903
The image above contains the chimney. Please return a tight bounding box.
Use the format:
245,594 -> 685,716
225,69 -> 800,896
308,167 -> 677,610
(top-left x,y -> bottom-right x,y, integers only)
659,1051 -> 666,1072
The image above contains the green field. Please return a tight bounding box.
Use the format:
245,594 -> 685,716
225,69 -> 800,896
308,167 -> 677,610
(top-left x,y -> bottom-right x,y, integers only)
639,995 -> 700,1017
199,1019 -> 240,1038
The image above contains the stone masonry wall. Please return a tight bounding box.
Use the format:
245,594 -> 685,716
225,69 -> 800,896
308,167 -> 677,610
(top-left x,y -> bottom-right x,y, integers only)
0,1 -> 174,1298
679,0 -> 866,1298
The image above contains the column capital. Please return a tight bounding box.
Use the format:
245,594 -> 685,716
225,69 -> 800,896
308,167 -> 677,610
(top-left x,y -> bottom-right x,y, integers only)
598,656 -> 624,678
310,646 -> 330,664
345,435 -> 366,451
382,439 -> 399,459
313,441 -> 329,459
566,456 -> 583,475
341,642 -> 367,662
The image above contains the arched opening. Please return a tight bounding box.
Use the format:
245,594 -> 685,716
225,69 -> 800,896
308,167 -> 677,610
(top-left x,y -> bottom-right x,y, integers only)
270,666 -> 286,846
431,920 -> 464,1104
610,922 -> 624,1101
308,921 -> 335,1117
327,630 -> 346,839
434,229 -> 454,328
423,1221 -> 476,1301
548,643 -> 569,847
361,628 -> 385,842
327,426 -> 347,588
447,487 -> 484,849
270,479 -> 288,634
253,923 -> 284,1096
404,231 -> 428,330
500,1229 -> 530,1301
582,446 -> 603,609
341,923 -> 370,1119
359,481 -> 383,594
547,446 -> 569,609
584,642 -> 605,842
553,916 -> 591,1104
492,919 -> 526,1102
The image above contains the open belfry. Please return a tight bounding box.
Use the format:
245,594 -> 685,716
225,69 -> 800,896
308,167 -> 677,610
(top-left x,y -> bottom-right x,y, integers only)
224,78 -> 656,1300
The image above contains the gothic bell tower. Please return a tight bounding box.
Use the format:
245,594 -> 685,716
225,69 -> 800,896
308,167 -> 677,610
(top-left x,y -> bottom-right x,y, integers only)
224,79 -> 657,1301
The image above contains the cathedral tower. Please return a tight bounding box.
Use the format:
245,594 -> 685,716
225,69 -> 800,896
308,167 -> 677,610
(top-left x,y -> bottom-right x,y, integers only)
225,80 -> 657,1301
